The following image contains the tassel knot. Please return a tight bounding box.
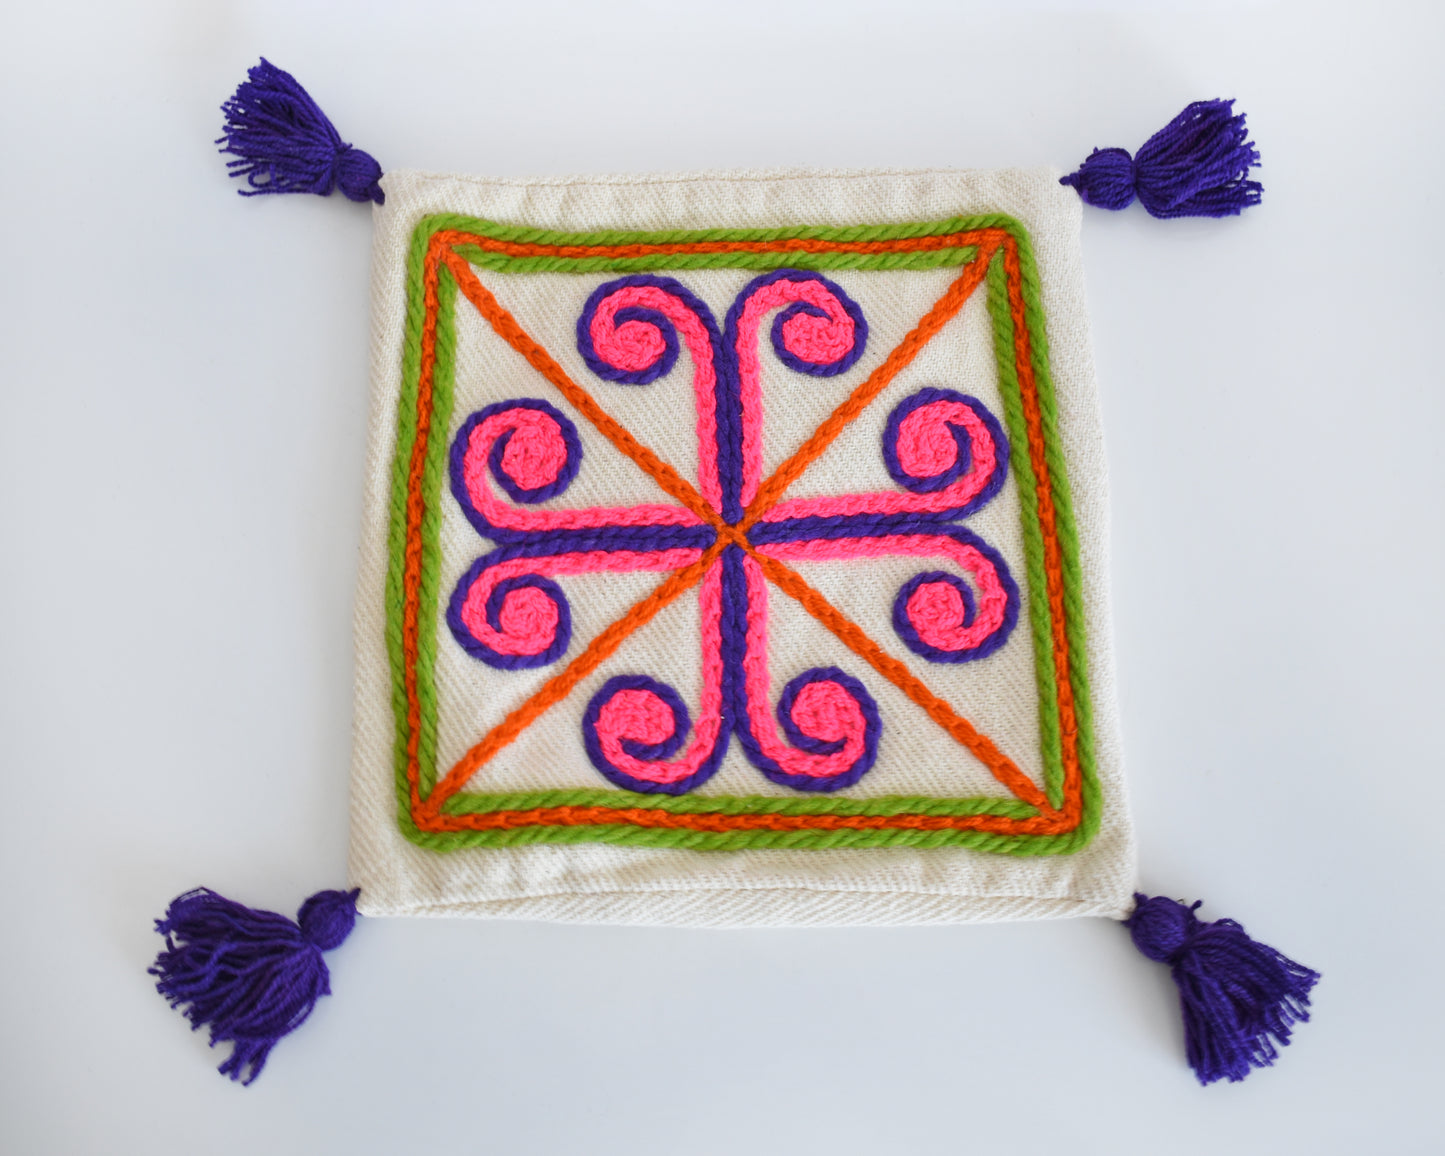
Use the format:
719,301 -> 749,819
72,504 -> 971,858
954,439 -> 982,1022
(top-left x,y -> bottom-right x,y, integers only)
1127,894 -> 1201,963
331,144 -> 385,205
297,887 -> 360,950
218,58 -> 384,204
1061,99 -> 1262,219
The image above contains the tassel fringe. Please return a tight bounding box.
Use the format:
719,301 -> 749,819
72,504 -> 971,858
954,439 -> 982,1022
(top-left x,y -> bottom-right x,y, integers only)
1127,893 -> 1319,1084
150,887 -> 359,1084
217,58 -> 383,204
1061,99 -> 1262,219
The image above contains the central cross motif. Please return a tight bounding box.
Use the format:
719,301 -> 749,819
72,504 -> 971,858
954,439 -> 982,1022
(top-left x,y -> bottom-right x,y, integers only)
446,270 -> 1018,794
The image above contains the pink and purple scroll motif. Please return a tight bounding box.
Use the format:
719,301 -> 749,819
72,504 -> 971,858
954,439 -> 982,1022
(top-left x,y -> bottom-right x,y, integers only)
446,271 -> 1018,794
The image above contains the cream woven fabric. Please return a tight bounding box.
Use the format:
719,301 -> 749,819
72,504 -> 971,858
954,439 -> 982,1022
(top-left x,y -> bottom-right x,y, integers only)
349,167 -> 1135,926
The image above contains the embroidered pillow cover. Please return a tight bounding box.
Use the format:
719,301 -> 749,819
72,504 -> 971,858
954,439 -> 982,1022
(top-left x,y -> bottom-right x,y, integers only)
350,168 -> 1134,925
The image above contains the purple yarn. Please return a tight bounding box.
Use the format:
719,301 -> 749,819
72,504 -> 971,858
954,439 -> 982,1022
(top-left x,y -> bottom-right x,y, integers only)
721,271 -> 867,519
882,388 -> 1009,514
893,570 -> 990,664
150,887 -> 359,1084
442,276 -> 1022,795
577,275 -> 701,385
722,547 -> 883,791
743,520 -> 1021,667
887,532 -> 1019,664
1126,894 -> 1320,1084
582,674 -> 729,793
1060,100 -> 1262,219
769,666 -> 882,789
218,59 -> 384,204
448,399 -> 584,513
445,530 -> 715,670
447,557 -> 573,670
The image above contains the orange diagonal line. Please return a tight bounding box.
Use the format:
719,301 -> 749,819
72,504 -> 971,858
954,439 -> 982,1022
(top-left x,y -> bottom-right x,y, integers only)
441,243 -> 726,534
739,234 -> 1002,530
420,543 -> 725,816
751,549 -> 1056,815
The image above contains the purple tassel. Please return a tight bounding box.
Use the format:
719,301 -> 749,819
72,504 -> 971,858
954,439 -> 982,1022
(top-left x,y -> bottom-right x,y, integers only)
218,59 -> 383,204
1060,99 -> 1262,218
149,887 -> 360,1084
1126,894 -> 1319,1084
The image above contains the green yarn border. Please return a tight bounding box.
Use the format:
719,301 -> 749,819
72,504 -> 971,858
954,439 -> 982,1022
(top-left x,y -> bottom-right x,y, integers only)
386,213 -> 1099,854
449,214 -> 992,275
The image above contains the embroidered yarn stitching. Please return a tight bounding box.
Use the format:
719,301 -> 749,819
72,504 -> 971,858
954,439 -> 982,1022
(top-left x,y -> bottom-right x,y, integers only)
445,269 -> 1017,796
386,216 -> 1098,853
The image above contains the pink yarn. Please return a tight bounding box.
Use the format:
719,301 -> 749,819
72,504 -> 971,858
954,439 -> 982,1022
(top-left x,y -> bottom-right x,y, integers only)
589,284 -> 724,510
762,399 -> 998,523
906,580 -> 971,651
500,407 -> 569,489
734,280 -> 858,508
488,584 -> 560,656
788,679 -> 859,743
896,399 -> 978,477
759,533 -> 1009,649
459,548 -> 704,657
461,409 -> 703,532
588,563 -> 726,784
449,277 -> 1022,794
740,554 -> 870,778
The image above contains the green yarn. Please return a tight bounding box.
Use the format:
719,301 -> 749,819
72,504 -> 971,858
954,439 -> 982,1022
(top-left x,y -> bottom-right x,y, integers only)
399,819 -> 1074,856
453,244 -> 980,276
986,253 -> 1059,810
386,217 -> 431,838
1008,224 -> 1101,851
440,212 -> 1007,275
386,212 -> 1101,856
415,267 -> 457,798
449,213 -> 1001,247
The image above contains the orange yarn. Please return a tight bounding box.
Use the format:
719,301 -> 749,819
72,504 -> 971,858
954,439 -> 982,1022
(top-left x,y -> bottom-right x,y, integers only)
740,234 -> 1002,529
751,551 -> 1054,814
425,804 -> 1069,837
418,546 -> 723,819
458,231 -> 993,263
398,225 -> 1083,838
1002,237 -> 1082,824
440,245 -> 725,532
400,240 -> 444,814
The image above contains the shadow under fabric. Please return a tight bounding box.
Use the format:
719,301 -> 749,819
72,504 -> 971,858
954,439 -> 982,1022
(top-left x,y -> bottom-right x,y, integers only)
149,59 -> 1317,1087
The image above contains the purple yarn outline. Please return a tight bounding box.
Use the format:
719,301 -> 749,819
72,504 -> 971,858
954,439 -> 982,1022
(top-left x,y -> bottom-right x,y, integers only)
719,269 -> 867,519
449,398 -> 583,523
582,673 -> 730,794
723,268 -> 869,379
892,570 -> 996,664
746,521 -> 1021,665
576,274 -> 722,386
777,666 -> 883,762
444,531 -> 716,670
881,389 -> 1009,514
721,547 -> 883,792
446,563 -> 572,670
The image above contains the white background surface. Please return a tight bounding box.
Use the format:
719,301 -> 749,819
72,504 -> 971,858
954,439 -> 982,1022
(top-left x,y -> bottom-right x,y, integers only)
1,1 -> 1440,1152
